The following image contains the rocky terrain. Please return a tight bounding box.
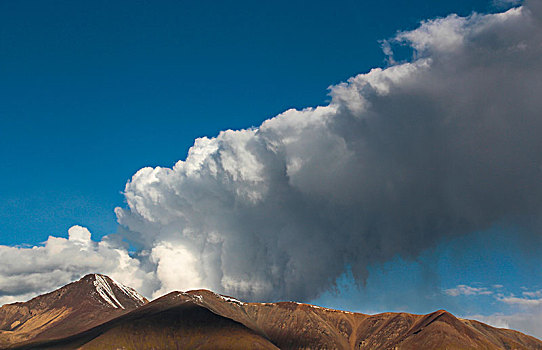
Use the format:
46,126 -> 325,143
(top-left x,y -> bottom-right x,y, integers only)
2,274 -> 541,349
0,274 -> 147,348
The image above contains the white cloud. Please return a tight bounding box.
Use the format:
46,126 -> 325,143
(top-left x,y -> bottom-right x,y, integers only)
149,241 -> 211,298
0,226 -> 152,304
469,311 -> 542,339
394,14 -> 469,54
67,225 -> 92,246
523,290 -> 542,298
445,285 -> 493,297
498,295 -> 542,306
447,284 -> 542,307
461,285 -> 542,338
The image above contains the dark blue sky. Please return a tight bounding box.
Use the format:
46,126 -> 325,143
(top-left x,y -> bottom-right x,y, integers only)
0,0 -> 494,245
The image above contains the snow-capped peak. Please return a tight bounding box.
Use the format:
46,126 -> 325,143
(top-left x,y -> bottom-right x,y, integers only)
91,274 -> 146,309
111,279 -> 147,304
93,274 -> 125,309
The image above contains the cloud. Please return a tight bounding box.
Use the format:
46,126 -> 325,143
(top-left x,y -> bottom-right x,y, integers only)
469,311 -> 542,339
443,282 -> 542,337
150,241 -> 211,298
0,225 -> 152,304
523,290 -> 542,298
485,287 -> 542,339
493,0 -> 523,10
445,285 -> 493,297
498,295 -> 542,306
456,284 -> 542,338
113,4 -> 542,303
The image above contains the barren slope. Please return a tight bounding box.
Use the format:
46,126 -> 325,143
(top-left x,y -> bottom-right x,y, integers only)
0,274 -> 147,348
3,280 -> 542,349
13,292 -> 278,350
177,289 -> 542,350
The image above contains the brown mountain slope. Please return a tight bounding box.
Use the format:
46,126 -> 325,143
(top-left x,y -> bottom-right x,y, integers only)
12,287 -> 542,350
174,289 -> 542,350
0,274 -> 147,348
13,292 -> 278,350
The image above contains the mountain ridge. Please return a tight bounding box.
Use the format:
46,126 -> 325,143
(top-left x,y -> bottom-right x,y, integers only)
0,274 -> 148,348
2,274 -> 542,349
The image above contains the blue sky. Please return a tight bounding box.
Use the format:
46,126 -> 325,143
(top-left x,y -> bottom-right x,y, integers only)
0,0 -> 493,245
1,0 -> 541,339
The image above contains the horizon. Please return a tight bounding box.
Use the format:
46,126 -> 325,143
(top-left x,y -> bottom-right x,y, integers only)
1,0 -> 541,340
0,271 -> 480,316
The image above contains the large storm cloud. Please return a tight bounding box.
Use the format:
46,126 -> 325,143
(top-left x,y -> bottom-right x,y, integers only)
116,3 -> 542,300
1,2 -> 541,308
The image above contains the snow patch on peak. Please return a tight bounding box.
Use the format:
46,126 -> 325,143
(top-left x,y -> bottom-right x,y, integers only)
216,294 -> 245,306
93,274 -> 124,309
111,279 -> 146,305
201,290 -> 245,306
185,291 -> 244,306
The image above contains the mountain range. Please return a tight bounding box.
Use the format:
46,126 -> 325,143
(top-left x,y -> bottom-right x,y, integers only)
1,274 -> 540,349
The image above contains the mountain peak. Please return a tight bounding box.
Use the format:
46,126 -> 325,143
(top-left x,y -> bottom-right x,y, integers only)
34,273 -> 148,311
0,273 -> 148,348
87,273 -> 147,309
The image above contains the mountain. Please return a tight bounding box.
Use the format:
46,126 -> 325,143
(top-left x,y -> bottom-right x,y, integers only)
150,290 -> 542,350
2,275 -> 542,349
12,289 -> 542,350
0,274 -> 147,348
13,292 -> 278,350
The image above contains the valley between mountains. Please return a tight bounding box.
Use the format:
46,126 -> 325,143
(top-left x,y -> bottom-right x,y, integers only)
0,274 -> 540,349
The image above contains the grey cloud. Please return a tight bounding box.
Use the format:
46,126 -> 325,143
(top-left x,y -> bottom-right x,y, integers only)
115,5 -> 542,302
